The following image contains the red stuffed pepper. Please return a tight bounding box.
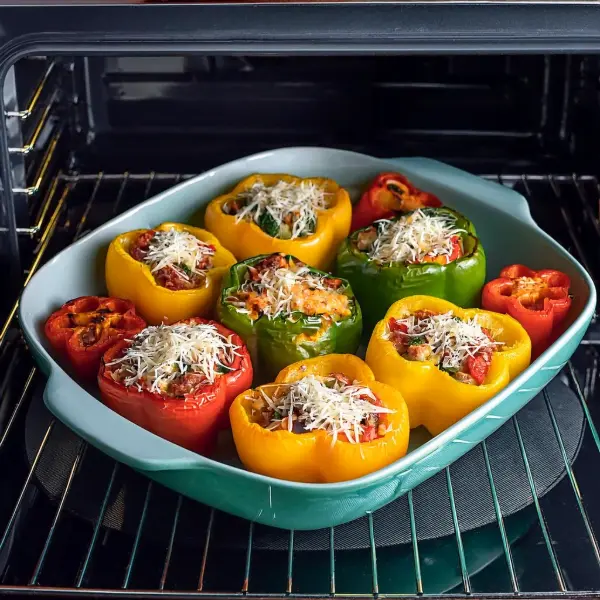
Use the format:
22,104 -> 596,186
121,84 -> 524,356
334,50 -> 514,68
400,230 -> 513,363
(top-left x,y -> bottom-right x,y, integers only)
351,172 -> 442,232
98,317 -> 253,454
45,296 -> 146,379
482,264 -> 572,358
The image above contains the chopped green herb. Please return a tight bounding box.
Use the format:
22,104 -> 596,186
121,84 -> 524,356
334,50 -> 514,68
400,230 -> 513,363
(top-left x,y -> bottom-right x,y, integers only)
408,336 -> 425,346
440,365 -> 460,374
178,263 -> 192,276
258,212 -> 280,238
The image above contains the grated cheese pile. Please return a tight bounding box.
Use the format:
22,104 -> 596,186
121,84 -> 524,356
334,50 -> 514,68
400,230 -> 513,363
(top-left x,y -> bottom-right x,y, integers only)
140,228 -> 215,280
367,209 -> 465,265
261,375 -> 393,443
107,323 -> 242,394
386,311 -> 502,371
227,265 -> 341,320
233,180 -> 330,239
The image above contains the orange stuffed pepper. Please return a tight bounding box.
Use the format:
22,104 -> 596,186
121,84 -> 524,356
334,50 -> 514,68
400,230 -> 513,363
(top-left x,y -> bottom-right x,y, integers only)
365,296 -> 531,436
106,222 -> 236,325
204,174 -> 351,270
229,354 -> 409,483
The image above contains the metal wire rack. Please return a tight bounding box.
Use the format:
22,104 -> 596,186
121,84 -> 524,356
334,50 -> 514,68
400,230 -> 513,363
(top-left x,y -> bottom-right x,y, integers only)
0,171 -> 598,599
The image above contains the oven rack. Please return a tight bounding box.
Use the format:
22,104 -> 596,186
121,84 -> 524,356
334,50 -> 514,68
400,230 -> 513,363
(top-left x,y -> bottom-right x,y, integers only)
0,171 -> 598,599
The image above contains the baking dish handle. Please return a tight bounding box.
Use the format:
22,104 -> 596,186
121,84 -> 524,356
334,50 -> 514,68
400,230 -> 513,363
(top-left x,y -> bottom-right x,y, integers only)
43,369 -> 207,471
384,157 -> 538,227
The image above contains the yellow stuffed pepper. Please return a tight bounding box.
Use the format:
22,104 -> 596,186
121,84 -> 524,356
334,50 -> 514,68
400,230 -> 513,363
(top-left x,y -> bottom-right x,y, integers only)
229,354 -> 410,483
106,222 -> 236,325
365,296 -> 531,436
204,174 -> 351,270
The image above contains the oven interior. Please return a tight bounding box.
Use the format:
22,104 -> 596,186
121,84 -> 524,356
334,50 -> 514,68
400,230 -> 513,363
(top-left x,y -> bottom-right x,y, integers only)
0,53 -> 599,598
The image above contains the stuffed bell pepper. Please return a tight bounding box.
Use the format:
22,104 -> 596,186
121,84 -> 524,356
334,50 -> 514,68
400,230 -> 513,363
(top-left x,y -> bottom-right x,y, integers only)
336,207 -> 486,328
482,264 -> 572,359
218,253 -> 362,381
351,172 -> 442,232
204,174 -> 352,270
98,317 -> 253,454
229,354 -> 409,483
45,296 -> 146,379
365,296 -> 531,436
106,222 -> 236,325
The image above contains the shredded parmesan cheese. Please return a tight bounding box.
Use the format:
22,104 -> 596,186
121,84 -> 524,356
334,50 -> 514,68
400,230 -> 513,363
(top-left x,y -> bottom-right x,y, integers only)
227,264 -> 348,320
261,375 -> 393,443
107,323 -> 242,395
366,210 -> 465,265
139,228 -> 215,281
386,311 -> 502,371
233,180 -> 330,239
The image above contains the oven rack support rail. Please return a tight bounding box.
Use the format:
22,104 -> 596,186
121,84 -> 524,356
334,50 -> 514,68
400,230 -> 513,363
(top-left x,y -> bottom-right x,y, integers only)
0,171 -> 598,600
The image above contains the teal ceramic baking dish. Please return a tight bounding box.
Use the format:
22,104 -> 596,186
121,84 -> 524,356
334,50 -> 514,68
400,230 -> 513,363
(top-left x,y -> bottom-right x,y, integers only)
19,148 -> 596,531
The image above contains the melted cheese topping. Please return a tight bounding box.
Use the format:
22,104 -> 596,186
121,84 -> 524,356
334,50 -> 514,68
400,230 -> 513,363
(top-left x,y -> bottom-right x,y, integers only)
228,265 -> 348,320
367,210 -> 465,265
233,180 -> 330,239
261,375 -> 393,443
107,323 -> 241,394
141,228 -> 215,280
386,311 -> 501,371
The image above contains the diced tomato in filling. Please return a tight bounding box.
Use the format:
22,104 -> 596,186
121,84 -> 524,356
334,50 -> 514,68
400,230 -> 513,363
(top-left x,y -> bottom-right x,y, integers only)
358,395 -> 386,443
419,235 -> 463,265
465,349 -> 492,385
361,425 -> 378,442
389,318 -> 409,333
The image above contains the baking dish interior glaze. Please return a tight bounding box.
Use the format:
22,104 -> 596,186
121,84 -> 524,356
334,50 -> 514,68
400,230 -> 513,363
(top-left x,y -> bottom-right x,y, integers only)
19,148 -> 596,530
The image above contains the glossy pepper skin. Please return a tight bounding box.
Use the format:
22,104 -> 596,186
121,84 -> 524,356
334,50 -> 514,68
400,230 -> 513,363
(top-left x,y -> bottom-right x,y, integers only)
351,172 -> 443,232
217,254 -> 362,381
482,264 -> 572,359
105,222 -> 236,325
336,207 -> 486,329
98,318 -> 253,454
229,354 -> 410,483
366,296 -> 531,436
45,296 -> 146,379
204,174 -> 352,270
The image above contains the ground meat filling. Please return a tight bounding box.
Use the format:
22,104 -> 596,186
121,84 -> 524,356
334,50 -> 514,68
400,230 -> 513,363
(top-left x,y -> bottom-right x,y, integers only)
129,228 -> 216,291
387,310 -> 503,386
64,309 -> 125,348
507,276 -> 559,310
250,372 -> 393,443
354,209 -> 465,266
226,254 -> 351,322
106,323 -> 242,399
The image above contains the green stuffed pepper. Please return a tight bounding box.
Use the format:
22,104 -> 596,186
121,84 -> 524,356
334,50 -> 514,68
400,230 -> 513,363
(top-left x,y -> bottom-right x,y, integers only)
335,207 -> 485,329
218,253 -> 362,381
